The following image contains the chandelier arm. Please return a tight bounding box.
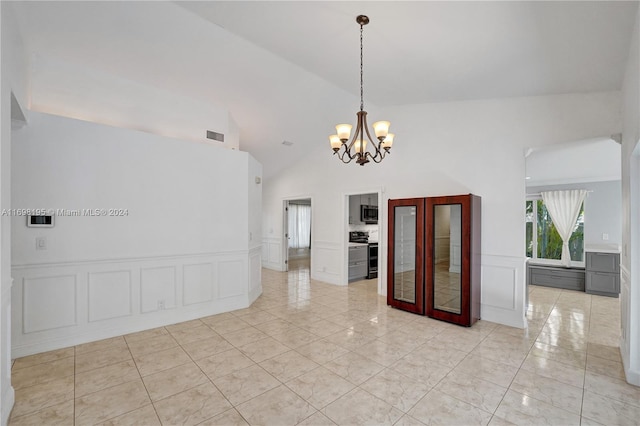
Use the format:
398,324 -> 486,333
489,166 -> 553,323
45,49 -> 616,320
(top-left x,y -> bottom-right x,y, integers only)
340,144 -> 354,163
370,151 -> 387,163
361,114 -> 380,156
346,112 -> 364,151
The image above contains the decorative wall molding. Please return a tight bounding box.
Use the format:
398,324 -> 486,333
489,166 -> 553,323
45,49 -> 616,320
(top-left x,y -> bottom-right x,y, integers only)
88,270 -> 132,322
618,264 -> 639,386
140,266 -> 177,314
249,247 -> 262,303
11,250 -> 249,270
312,241 -> 342,285
480,255 -> 526,329
261,236 -> 284,271
23,275 -> 77,333
12,250 -> 260,358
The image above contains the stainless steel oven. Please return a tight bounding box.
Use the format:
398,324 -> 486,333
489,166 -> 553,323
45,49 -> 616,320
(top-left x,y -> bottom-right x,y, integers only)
368,243 -> 378,279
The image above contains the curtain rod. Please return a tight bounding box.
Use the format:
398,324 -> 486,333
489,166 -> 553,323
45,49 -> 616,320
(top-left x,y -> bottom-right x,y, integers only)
527,190 -> 594,197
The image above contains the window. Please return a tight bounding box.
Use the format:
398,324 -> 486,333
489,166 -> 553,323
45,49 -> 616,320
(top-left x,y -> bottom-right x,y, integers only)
526,199 -> 584,264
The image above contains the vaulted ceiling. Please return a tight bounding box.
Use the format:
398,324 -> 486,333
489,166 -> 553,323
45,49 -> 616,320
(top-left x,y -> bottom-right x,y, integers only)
10,1 -> 639,178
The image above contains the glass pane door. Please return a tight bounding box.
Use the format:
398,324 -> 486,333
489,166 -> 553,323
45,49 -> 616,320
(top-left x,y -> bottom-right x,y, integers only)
426,195 -> 474,326
387,198 -> 424,314
433,204 -> 462,314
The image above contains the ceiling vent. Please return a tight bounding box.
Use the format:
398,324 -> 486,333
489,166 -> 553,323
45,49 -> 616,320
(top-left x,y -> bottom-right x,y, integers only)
206,130 -> 224,142
282,140 -> 294,146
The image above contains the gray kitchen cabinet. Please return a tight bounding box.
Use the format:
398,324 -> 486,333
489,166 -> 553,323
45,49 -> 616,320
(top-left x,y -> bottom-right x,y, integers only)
586,252 -> 620,297
527,264 -> 585,291
349,245 -> 368,282
349,196 -> 363,225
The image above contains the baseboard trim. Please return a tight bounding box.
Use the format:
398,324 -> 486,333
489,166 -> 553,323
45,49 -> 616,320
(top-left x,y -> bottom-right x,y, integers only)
481,305 -> 527,329
620,336 -> 640,386
2,386 -> 14,426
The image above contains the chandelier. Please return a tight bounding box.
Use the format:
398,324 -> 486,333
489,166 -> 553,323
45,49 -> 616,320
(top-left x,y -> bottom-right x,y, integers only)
329,15 -> 394,166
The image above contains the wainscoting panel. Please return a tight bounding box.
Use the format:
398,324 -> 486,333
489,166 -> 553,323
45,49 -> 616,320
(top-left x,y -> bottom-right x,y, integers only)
249,247 -> 262,303
480,255 -> 526,329
88,271 -> 132,322
482,266 -> 516,310
23,275 -> 76,333
261,237 -> 283,271
183,263 -> 214,306
619,264 -> 632,380
12,249 -> 261,358
313,241 -> 342,285
140,266 -> 177,313
218,260 -> 244,299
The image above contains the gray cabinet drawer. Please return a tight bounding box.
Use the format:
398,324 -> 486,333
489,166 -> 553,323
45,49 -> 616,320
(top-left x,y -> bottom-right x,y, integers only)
586,252 -> 620,274
586,272 -> 619,297
527,266 -> 585,291
349,246 -> 368,262
348,262 -> 367,281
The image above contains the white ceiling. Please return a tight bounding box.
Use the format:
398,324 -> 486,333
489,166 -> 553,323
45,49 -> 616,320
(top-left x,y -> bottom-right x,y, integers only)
10,1 -> 639,177
179,1 -> 638,105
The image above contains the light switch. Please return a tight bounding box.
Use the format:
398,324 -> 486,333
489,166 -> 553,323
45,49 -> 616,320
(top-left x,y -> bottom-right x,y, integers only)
36,237 -> 46,250
602,233 -> 609,241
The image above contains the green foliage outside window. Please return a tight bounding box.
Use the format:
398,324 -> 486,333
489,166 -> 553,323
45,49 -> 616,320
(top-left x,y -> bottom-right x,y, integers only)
526,199 -> 584,262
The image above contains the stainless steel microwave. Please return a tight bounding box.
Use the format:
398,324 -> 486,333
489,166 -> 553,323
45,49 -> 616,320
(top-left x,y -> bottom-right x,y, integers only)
360,205 -> 378,224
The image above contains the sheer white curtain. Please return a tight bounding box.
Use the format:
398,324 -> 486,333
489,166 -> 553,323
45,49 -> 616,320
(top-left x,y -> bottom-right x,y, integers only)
288,204 -> 311,249
541,189 -> 587,266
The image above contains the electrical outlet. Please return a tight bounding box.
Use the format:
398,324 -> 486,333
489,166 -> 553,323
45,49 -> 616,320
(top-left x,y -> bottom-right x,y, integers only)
602,233 -> 609,241
36,237 -> 47,250
157,300 -> 165,310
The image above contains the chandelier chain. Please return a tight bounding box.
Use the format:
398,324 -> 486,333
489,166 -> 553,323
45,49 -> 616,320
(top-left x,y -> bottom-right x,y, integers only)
360,23 -> 364,112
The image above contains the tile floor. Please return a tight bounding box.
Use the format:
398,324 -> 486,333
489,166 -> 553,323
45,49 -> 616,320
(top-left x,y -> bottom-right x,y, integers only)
8,262 -> 640,425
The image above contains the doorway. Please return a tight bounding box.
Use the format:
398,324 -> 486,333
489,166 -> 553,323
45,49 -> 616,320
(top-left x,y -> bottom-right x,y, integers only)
345,191 -> 382,293
284,198 -> 312,272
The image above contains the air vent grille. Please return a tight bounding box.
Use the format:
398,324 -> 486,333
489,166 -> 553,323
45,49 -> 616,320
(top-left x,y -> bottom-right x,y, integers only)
206,130 -> 224,142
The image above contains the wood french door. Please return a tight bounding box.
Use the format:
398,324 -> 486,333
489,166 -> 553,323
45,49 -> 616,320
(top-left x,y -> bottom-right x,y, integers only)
387,198 -> 425,314
425,195 -> 478,326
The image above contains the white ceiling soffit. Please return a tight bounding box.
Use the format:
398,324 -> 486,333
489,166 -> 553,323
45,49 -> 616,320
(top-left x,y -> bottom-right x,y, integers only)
177,1 -> 639,106
525,137 -> 622,187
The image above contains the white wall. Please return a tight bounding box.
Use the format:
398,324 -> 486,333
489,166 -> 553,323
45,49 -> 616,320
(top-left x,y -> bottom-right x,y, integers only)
527,181 -> 622,247
263,91 -> 621,329
11,111 -> 261,357
620,7 -> 640,387
248,155 -> 263,303
0,2 -> 28,422
29,55 -> 237,150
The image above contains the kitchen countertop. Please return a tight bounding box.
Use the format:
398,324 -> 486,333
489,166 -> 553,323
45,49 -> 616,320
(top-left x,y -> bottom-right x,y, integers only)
585,244 -> 621,254
349,242 -> 368,247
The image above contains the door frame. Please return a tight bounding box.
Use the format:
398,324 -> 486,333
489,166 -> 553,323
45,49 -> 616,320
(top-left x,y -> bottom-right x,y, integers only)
282,196 -> 313,272
343,188 -> 384,294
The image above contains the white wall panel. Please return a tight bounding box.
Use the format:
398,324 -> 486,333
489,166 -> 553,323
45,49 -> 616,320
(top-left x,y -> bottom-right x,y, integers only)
482,266 -> 516,310
268,243 -> 280,263
12,251 -> 258,358
140,266 -> 176,313
183,263 -> 213,306
313,241 -> 341,285
480,255 -> 526,328
249,249 -> 262,303
88,271 -> 131,322
219,260 -> 243,299
262,237 -> 283,271
23,275 -> 76,333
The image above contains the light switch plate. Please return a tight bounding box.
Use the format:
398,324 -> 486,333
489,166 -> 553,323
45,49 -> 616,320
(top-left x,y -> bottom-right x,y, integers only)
36,237 -> 46,250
